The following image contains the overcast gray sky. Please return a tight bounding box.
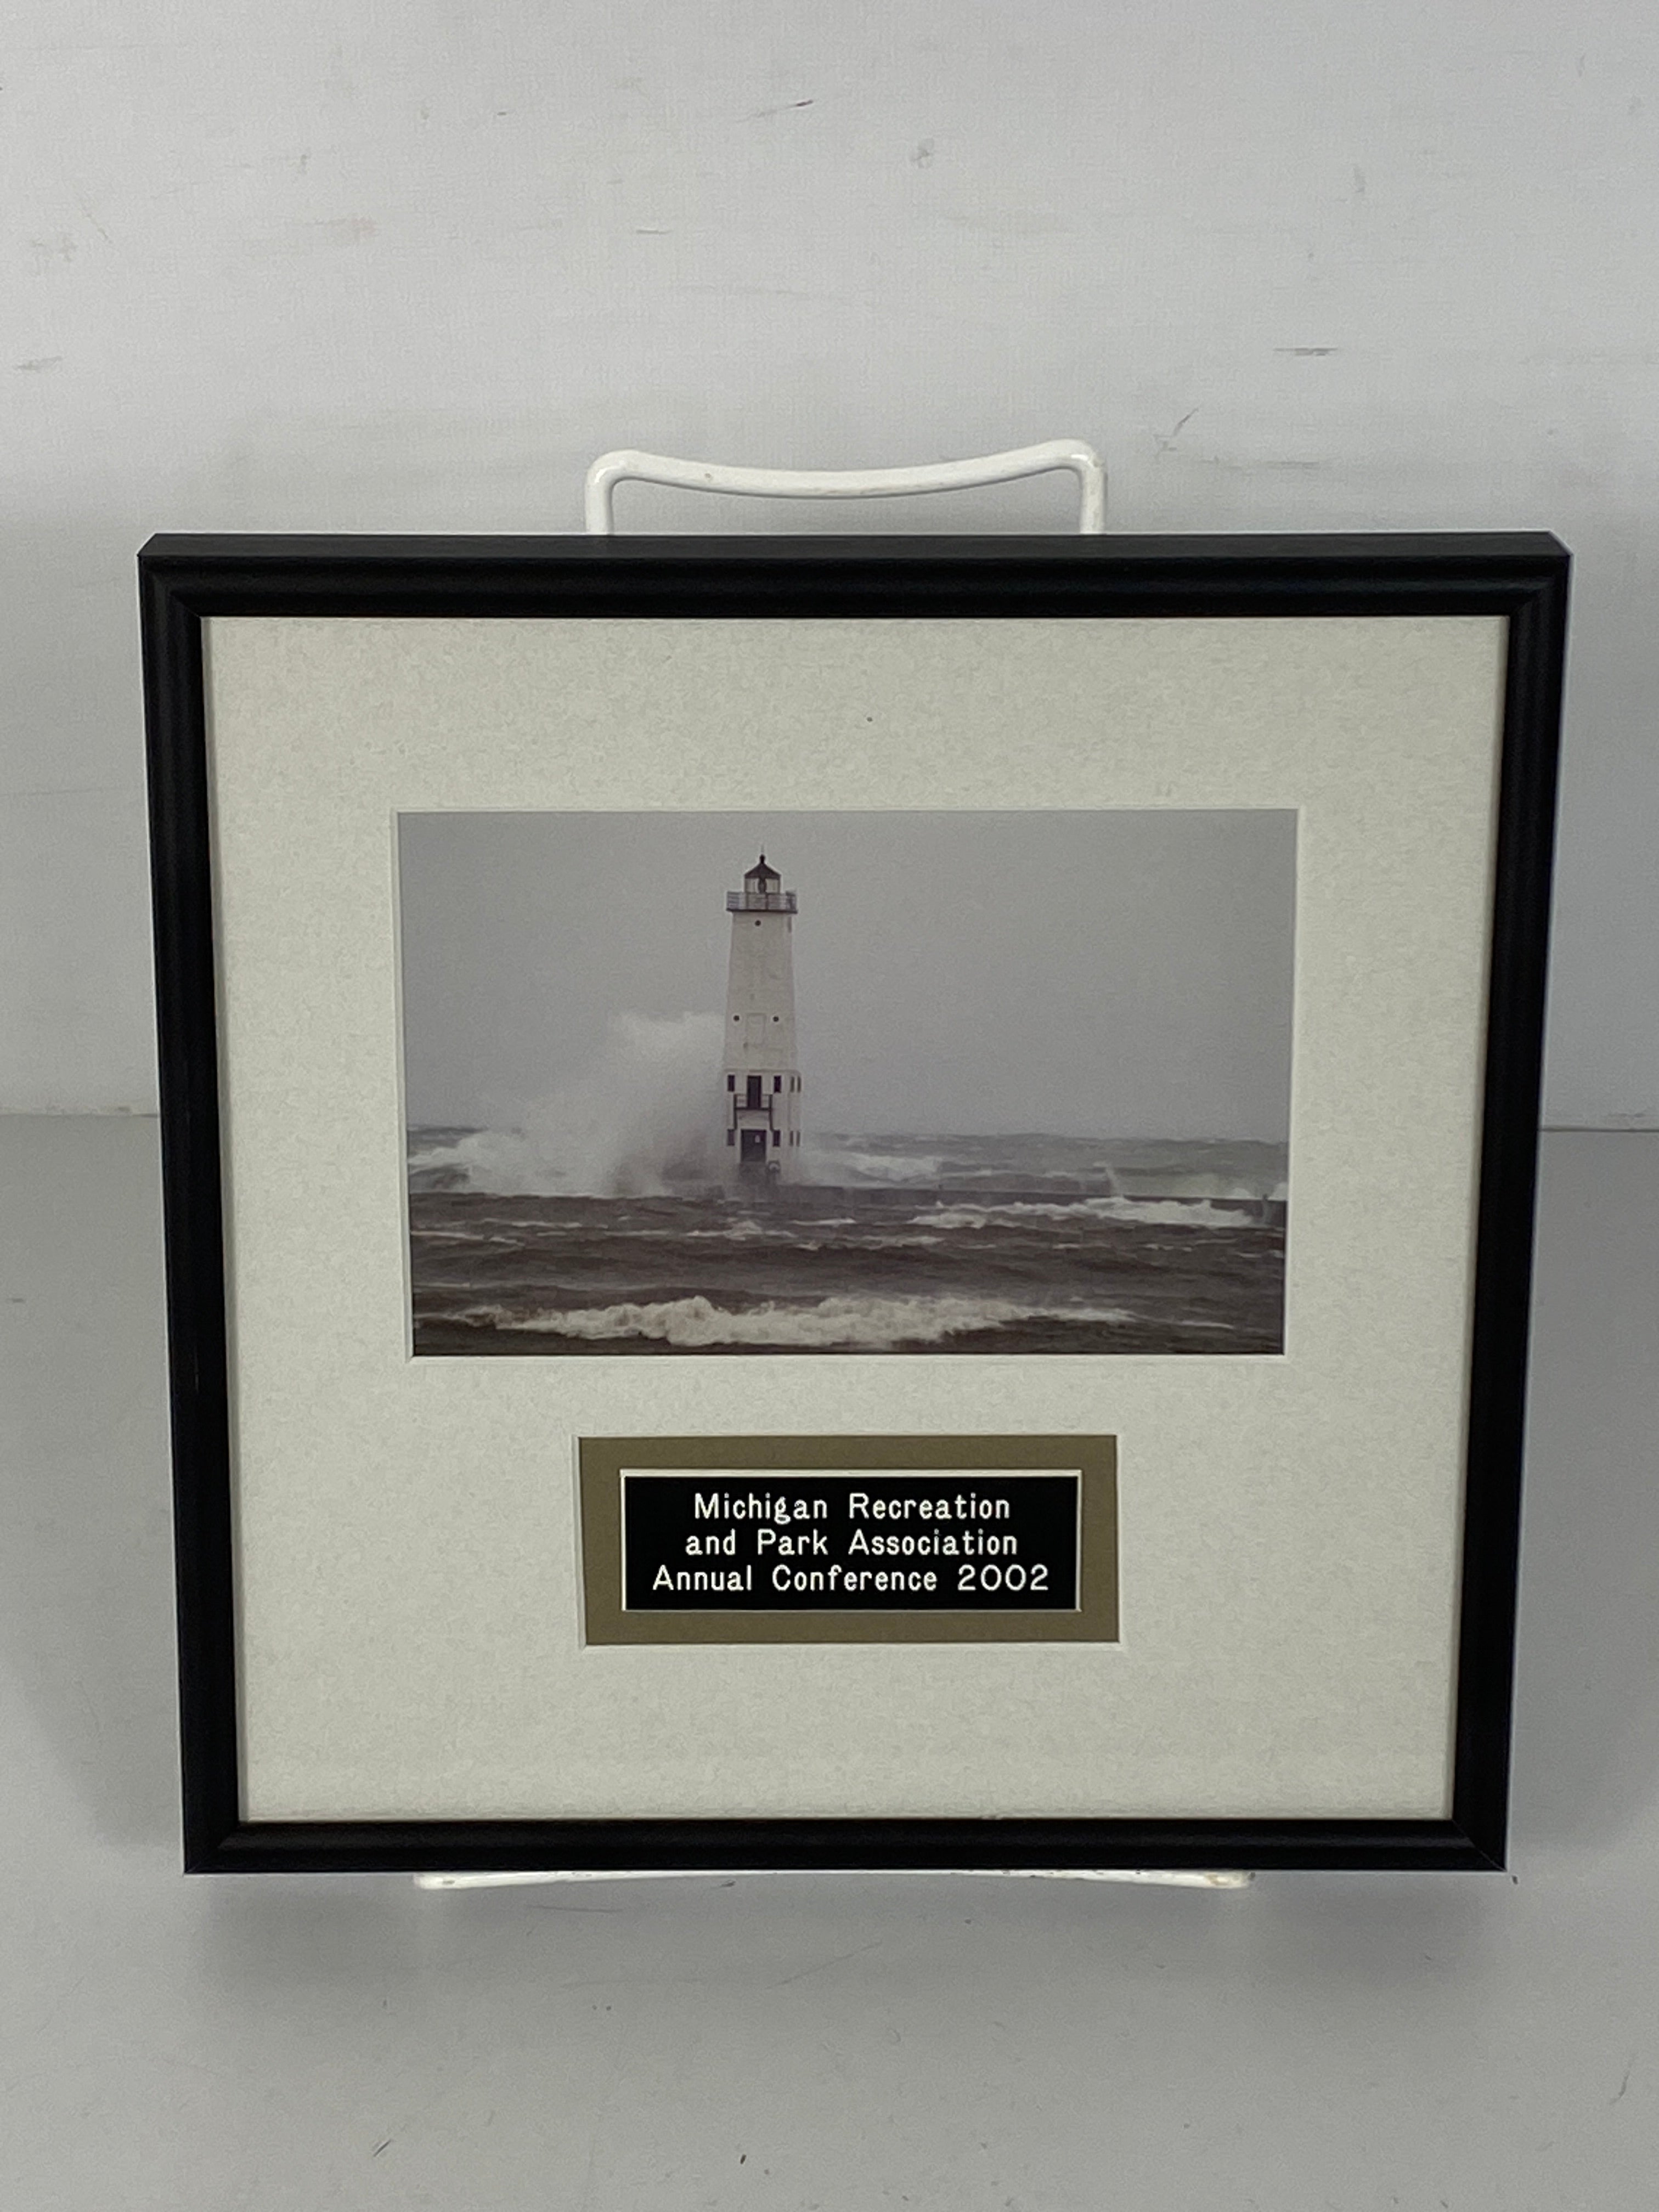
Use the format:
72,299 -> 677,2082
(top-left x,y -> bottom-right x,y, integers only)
398,810 -> 1295,1139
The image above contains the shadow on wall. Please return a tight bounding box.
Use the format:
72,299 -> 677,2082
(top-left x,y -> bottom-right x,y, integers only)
0,1116 -> 180,1850
1506,1131 -> 1659,1854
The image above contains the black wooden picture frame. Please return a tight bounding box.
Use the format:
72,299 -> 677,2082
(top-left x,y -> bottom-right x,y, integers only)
140,532 -> 1567,1875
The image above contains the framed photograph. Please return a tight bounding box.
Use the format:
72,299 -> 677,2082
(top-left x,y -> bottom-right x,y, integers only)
141,532 -> 1566,1874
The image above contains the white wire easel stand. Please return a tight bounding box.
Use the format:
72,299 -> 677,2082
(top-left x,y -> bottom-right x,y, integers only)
584,437 -> 1107,534
422,437 -> 1249,1898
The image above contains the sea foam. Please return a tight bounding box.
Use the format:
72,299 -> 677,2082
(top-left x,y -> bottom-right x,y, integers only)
911,1197 -> 1247,1231
473,1293 -> 1135,1350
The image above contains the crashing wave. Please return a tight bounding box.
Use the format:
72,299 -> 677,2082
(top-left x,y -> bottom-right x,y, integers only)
797,1141 -> 945,1187
455,1292 -> 1135,1350
911,1197 -> 1248,1231
407,1012 -> 725,1198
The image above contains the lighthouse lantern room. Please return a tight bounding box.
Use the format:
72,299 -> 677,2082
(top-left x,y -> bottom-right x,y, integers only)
723,855 -> 803,1176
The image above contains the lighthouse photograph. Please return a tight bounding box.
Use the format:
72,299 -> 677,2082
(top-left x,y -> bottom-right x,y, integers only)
398,809 -> 1295,1356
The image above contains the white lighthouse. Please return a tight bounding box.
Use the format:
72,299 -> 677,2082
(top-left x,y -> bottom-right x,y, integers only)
722,855 -> 803,1177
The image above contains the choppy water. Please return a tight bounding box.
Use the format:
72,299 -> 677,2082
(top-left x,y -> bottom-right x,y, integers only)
407,1131 -> 1286,1356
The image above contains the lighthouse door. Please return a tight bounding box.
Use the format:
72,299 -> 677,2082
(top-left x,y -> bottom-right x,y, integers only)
739,1129 -> 768,1167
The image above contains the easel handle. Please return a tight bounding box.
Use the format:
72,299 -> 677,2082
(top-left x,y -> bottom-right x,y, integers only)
584,438 -> 1107,534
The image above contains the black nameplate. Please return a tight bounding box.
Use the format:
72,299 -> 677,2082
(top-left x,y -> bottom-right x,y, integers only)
622,1471 -> 1080,1612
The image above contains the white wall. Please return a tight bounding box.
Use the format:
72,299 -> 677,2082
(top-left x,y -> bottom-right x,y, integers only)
5,0 -> 1656,1119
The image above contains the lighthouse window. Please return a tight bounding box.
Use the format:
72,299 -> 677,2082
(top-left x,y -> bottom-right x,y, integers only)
772,1128 -> 781,1148
772,1075 -> 782,1092
726,1074 -> 735,1091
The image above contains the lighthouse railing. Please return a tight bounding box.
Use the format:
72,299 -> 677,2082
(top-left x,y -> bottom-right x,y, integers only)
726,890 -> 797,913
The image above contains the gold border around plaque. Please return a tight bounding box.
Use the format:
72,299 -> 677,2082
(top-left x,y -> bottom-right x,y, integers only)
578,1435 -> 1118,1645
